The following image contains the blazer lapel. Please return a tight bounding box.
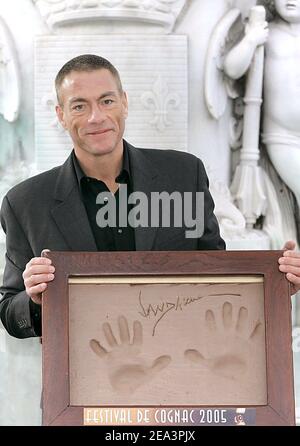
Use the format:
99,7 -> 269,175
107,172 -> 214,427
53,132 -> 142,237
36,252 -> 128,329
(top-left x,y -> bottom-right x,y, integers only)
50,144 -> 168,252
51,154 -> 97,251
127,143 -> 160,251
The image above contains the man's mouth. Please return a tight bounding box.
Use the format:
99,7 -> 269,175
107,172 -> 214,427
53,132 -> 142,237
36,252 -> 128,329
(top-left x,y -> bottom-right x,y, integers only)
86,129 -> 112,135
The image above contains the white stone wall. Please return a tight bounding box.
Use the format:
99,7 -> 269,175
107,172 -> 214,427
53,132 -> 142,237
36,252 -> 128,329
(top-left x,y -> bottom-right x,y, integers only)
35,35 -> 188,170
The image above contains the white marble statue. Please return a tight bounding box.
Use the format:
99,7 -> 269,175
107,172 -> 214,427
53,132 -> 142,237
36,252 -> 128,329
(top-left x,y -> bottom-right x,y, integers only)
204,1 -> 267,243
0,15 -> 21,175
0,16 -> 20,123
223,0 -> 300,240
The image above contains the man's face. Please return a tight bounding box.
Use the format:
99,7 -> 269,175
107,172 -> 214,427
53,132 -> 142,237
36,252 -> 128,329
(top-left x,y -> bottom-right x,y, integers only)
274,0 -> 300,23
56,69 -> 128,158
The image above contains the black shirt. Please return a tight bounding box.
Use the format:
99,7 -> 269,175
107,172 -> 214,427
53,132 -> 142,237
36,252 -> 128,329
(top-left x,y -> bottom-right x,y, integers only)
72,142 -> 136,251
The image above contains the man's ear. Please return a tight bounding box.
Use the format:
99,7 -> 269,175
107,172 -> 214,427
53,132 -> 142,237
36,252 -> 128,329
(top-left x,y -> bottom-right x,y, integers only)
122,91 -> 129,119
56,104 -> 67,129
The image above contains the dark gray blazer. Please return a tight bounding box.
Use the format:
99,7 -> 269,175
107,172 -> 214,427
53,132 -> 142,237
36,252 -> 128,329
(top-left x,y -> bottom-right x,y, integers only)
0,142 -> 225,338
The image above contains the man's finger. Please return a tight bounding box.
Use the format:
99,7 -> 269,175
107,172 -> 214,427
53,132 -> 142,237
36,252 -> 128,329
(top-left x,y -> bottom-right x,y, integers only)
279,265 -> 300,276
283,250 -> 300,259
279,256 -> 300,267
286,273 -> 300,284
27,257 -> 52,266
25,273 -> 55,288
24,265 -> 55,276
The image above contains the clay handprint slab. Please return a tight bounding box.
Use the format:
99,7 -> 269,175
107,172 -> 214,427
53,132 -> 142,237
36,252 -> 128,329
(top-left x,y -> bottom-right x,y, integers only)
69,277 -> 267,406
42,251 -> 294,425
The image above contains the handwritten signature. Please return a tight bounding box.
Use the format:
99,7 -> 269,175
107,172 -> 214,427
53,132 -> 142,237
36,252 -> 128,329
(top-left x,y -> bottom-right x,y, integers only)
138,290 -> 241,336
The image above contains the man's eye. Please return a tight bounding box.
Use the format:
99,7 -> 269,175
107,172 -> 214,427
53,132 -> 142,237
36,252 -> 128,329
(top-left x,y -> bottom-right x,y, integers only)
103,99 -> 114,105
72,104 -> 84,111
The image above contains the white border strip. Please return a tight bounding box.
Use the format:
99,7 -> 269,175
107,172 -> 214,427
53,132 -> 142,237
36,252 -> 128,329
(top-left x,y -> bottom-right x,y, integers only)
68,275 -> 264,284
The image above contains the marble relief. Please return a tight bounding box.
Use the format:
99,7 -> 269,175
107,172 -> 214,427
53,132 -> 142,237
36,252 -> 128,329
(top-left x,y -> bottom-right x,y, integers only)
0,16 -> 20,123
205,1 -> 300,248
32,0 -> 188,30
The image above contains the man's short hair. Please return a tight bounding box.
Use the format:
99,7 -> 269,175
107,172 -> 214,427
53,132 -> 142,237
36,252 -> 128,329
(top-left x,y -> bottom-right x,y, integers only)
55,54 -> 123,104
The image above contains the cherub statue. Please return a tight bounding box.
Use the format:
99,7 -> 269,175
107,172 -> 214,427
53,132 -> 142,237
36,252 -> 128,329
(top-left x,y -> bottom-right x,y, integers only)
224,0 -> 300,210
205,1 -> 299,247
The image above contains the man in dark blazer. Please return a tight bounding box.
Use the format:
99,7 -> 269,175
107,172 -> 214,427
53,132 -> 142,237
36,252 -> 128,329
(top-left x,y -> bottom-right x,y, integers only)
0,54 -> 299,339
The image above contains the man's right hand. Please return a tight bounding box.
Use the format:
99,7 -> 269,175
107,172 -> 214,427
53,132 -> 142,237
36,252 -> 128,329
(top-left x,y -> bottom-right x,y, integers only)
22,256 -> 55,305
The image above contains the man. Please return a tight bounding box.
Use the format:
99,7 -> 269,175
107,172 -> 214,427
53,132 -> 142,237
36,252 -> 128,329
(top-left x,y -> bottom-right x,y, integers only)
0,54 -> 299,339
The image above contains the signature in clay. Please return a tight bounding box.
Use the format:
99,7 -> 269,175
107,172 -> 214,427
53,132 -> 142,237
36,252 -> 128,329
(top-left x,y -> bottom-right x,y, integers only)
138,290 -> 241,336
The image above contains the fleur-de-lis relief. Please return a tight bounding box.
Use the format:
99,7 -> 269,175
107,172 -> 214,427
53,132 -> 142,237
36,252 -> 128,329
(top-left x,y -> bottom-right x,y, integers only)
141,75 -> 180,133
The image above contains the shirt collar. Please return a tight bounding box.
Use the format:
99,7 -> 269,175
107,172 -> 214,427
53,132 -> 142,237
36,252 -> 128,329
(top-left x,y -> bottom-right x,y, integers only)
72,140 -> 131,188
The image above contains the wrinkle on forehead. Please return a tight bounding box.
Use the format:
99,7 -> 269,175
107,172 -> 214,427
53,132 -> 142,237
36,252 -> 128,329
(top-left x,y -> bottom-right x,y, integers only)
58,70 -> 122,105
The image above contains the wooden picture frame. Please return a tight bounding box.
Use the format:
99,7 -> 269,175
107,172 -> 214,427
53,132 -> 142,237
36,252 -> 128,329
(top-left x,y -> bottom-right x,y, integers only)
41,250 -> 295,426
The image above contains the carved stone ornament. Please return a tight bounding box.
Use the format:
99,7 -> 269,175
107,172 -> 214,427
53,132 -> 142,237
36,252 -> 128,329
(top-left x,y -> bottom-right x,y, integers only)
204,8 -> 243,120
141,75 -> 181,132
32,0 -> 187,31
0,16 -> 21,122
207,171 -> 246,240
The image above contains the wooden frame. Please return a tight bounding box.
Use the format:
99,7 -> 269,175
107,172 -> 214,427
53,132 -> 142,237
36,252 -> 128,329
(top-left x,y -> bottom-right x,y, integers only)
42,250 -> 295,426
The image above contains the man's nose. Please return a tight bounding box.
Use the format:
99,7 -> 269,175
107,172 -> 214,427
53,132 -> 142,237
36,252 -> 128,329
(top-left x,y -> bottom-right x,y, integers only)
87,105 -> 106,123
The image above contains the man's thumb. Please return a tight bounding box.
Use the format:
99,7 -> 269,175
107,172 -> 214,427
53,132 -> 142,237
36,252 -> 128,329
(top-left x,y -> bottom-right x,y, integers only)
41,249 -> 51,257
283,240 -> 296,251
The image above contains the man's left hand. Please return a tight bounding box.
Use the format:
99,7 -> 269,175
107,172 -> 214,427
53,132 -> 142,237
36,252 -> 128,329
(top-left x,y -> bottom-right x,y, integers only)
278,240 -> 300,295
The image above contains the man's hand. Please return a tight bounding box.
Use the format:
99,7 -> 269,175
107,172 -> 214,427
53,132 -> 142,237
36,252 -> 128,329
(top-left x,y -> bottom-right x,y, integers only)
278,240 -> 300,295
22,252 -> 55,305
